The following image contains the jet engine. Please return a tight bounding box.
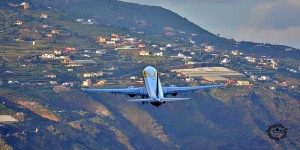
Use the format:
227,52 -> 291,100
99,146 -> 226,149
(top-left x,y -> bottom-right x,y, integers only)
169,85 -> 177,96
127,86 -> 136,97
128,94 -> 136,97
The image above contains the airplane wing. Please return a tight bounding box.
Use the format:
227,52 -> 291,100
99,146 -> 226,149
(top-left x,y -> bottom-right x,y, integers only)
82,87 -> 147,96
128,98 -> 155,102
163,84 -> 224,95
162,98 -> 190,101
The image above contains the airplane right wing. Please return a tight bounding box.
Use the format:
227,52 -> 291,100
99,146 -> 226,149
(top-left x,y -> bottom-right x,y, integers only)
161,98 -> 190,101
163,84 -> 224,95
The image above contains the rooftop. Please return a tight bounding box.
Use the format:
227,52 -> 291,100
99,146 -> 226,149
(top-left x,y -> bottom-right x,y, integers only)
0,115 -> 18,124
171,67 -> 244,78
71,60 -> 97,64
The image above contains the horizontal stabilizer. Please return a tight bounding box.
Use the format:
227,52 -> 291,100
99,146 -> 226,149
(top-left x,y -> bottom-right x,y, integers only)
161,98 -> 190,101
128,98 -> 154,102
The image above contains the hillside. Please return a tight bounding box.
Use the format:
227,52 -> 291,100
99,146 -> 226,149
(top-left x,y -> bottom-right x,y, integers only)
0,0 -> 299,150
29,0 -> 229,44
28,0 -> 300,57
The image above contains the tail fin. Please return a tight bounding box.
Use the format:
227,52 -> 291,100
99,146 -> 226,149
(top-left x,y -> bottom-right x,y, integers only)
156,70 -> 159,97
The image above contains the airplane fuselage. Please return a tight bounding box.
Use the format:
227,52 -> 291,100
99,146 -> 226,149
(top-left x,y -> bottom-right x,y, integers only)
143,66 -> 164,106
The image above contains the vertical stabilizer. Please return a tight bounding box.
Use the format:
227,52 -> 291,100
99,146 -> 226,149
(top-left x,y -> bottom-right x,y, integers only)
156,70 -> 159,97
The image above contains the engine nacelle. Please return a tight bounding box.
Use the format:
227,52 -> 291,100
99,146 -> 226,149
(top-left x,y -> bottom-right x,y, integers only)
128,94 -> 136,97
150,102 -> 162,107
172,93 -> 178,96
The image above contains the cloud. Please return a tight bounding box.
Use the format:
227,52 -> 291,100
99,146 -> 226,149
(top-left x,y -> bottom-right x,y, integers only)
247,0 -> 300,29
236,0 -> 300,48
121,0 -> 271,5
121,0 -> 300,48
236,26 -> 300,47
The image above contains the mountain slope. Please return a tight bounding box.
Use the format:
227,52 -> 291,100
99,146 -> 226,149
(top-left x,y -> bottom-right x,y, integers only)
29,0 -> 226,43
28,0 -> 299,55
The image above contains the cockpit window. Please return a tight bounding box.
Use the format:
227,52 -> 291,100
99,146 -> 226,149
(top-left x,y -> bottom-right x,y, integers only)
143,70 -> 151,78
143,70 -> 157,78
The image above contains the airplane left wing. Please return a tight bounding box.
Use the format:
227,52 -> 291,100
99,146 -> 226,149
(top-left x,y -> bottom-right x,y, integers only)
128,98 -> 155,102
163,84 -> 224,95
82,87 -> 147,96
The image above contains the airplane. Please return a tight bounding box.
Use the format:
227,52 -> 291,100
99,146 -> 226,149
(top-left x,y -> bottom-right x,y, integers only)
82,66 -> 224,107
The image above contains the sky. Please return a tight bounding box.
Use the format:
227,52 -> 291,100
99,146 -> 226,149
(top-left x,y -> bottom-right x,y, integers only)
120,0 -> 300,49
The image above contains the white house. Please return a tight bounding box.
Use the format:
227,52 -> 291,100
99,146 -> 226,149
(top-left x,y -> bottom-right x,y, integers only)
245,56 -> 256,63
176,53 -> 192,59
41,54 -> 55,59
153,52 -> 163,56
220,58 -> 231,64
139,50 -> 149,56
96,49 -> 107,55
82,79 -> 91,87
50,81 -> 57,85
204,46 -> 214,52
166,44 -> 172,48
258,76 -> 271,81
